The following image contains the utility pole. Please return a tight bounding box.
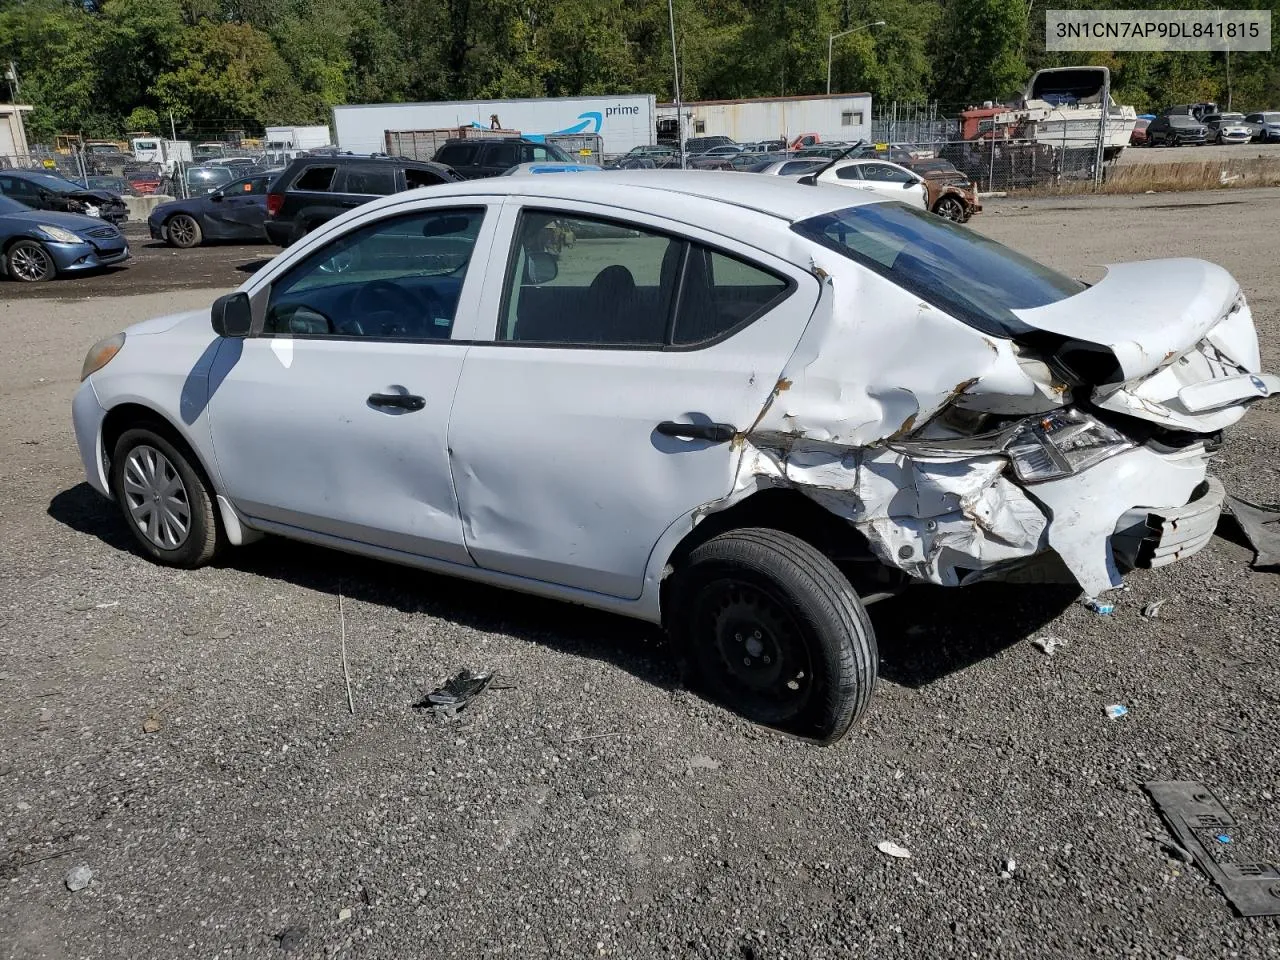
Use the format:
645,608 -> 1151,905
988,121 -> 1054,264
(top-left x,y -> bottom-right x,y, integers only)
667,0 -> 684,168
826,21 -> 886,96
4,61 -> 18,101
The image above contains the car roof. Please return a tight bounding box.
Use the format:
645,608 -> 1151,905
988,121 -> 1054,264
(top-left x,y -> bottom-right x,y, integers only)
406,170 -> 882,222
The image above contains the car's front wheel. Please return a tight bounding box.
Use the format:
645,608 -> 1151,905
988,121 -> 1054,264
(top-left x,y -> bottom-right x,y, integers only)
110,426 -> 221,567
933,195 -> 967,222
6,239 -> 56,282
669,528 -> 877,744
166,214 -> 202,249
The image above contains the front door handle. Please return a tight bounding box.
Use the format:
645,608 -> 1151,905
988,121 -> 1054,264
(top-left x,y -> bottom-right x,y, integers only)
368,392 -> 425,412
656,420 -> 737,443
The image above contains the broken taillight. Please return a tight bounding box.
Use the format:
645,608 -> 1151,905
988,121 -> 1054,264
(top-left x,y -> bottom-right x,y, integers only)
266,192 -> 283,217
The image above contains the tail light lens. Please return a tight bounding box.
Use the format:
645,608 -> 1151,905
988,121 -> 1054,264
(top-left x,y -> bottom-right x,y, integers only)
266,192 -> 283,217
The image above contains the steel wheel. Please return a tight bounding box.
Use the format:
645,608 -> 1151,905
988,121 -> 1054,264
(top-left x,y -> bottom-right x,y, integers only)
933,196 -> 966,222
122,444 -> 191,550
8,240 -> 55,282
167,214 -> 202,248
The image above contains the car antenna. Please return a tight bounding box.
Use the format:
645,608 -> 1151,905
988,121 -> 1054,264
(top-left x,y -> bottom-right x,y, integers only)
797,140 -> 866,186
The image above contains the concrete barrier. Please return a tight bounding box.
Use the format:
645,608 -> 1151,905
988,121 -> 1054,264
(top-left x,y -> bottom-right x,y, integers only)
123,194 -> 175,221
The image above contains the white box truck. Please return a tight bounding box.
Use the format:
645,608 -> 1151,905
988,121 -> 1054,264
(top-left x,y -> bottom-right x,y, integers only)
264,125 -> 332,150
130,137 -> 193,175
333,95 -> 656,157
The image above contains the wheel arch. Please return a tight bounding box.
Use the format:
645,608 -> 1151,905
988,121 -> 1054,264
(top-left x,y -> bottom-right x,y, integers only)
100,402 -> 220,500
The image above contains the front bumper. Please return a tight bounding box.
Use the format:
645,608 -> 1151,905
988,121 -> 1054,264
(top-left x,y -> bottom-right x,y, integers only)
264,219 -> 292,247
1113,477 -> 1225,570
1219,131 -> 1253,143
149,218 -> 166,241
72,379 -> 110,496
46,239 -> 130,273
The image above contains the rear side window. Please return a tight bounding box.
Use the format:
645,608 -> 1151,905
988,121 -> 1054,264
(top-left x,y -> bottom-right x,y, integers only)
404,167 -> 450,189
292,166 -> 336,191
779,161 -> 820,175
341,165 -> 397,195
436,143 -> 477,166
835,165 -> 863,181
672,248 -> 790,346
486,143 -> 520,169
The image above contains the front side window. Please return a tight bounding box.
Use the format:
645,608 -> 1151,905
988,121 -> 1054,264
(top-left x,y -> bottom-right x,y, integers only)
793,203 -> 1084,339
264,208 -> 485,340
499,210 -> 791,347
293,165 -> 336,192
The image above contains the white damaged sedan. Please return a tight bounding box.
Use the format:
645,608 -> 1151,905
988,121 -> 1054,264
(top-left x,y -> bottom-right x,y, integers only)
73,172 -> 1278,742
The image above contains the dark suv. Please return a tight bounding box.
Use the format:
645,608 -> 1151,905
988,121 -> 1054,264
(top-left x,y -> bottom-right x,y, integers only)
264,155 -> 462,247
1146,114 -> 1209,146
432,138 -> 573,179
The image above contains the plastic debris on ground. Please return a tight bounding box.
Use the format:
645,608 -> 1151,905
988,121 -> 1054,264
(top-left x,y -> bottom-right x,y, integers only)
1223,495 -> 1280,568
64,865 -> 92,892
1030,636 -> 1065,656
876,840 -> 911,859
1141,599 -> 1168,618
1144,781 -> 1280,917
1082,597 -> 1115,615
413,669 -> 497,719
1105,704 -> 1129,720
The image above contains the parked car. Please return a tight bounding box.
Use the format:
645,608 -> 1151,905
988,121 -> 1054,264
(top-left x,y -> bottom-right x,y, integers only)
501,162 -> 602,176
0,194 -> 128,282
1146,114 -> 1209,146
794,142 -> 859,159
0,170 -> 128,224
754,158 -> 829,177
74,172 -> 1279,741
184,165 -> 239,196
621,145 -> 677,160
1202,113 -> 1254,145
899,158 -> 982,222
126,168 -> 162,196
148,173 -> 274,248
700,144 -> 744,157
87,175 -> 129,196
263,154 -> 462,247
684,136 -> 736,154
432,138 -> 573,179
1164,102 -> 1219,121
1130,118 -> 1151,146
1244,111 -> 1280,142
804,159 -> 929,211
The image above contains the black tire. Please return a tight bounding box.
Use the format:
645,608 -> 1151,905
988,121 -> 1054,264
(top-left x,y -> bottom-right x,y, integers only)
933,195 -> 966,222
6,239 -> 57,282
166,213 -> 202,249
668,527 -> 877,743
110,426 -> 221,568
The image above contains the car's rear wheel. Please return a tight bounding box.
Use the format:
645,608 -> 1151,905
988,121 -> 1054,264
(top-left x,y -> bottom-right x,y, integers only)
166,214 -> 202,249
6,240 -> 56,282
668,528 -> 877,744
933,195 -> 967,222
110,426 -> 221,567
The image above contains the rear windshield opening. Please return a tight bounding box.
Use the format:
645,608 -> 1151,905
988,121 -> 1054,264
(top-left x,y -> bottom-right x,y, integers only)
791,203 -> 1084,338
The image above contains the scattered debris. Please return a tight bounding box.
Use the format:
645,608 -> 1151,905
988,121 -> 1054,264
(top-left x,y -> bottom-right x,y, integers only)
876,840 -> 911,859
1219,170 -> 1242,185
686,755 -> 721,774
338,587 -> 354,715
1223,495 -> 1280,568
1082,597 -> 1116,615
1161,841 -> 1195,863
142,717 -> 161,734
273,925 -> 308,953
999,857 -> 1017,878
64,865 -> 93,892
413,670 -> 494,719
1145,781 -> 1280,917
1105,704 -> 1129,720
1030,636 -> 1066,656
94,600 -> 118,609
1141,599 -> 1168,618
337,907 -> 352,922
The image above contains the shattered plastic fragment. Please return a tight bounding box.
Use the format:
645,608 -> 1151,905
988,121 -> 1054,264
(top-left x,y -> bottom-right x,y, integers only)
413,670 -> 494,719
876,840 -> 911,859
1082,598 -> 1115,615
1224,495 -> 1280,568
1105,704 -> 1129,720
1141,599 -> 1167,618
1030,636 -> 1065,657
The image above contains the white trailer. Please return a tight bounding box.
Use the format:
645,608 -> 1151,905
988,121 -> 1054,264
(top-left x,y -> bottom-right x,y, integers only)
333,95 -> 656,157
657,93 -> 873,146
130,137 -> 193,175
264,125 -> 332,150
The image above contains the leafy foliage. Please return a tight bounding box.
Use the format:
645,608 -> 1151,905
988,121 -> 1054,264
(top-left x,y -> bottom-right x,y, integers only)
0,0 -> 1275,142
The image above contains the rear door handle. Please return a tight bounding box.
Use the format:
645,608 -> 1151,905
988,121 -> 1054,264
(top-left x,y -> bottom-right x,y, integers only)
368,392 -> 425,412
656,420 -> 736,443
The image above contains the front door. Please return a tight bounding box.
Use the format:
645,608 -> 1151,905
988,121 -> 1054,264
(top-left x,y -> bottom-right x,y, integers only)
207,203 -> 498,564
854,162 -> 928,208
204,175 -> 269,240
447,202 -> 819,598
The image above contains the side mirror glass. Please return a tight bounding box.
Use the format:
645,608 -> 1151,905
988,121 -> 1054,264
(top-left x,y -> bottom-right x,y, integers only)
902,179 -> 917,189
210,191 -> 223,201
211,291 -> 251,338
523,251 -> 558,284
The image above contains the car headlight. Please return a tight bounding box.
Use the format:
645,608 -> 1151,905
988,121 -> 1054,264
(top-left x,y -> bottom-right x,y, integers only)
37,224 -> 82,243
80,333 -> 126,381
1005,409 -> 1133,483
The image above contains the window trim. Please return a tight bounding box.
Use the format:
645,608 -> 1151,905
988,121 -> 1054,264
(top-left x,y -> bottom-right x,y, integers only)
490,206 -> 797,352
257,205 -> 488,343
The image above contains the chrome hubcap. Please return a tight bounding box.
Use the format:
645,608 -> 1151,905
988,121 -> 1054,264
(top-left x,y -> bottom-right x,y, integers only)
10,244 -> 50,281
170,217 -> 196,245
123,445 -> 190,549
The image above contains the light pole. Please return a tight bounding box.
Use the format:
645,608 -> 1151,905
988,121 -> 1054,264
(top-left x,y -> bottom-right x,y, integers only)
826,20 -> 885,96
668,0 -> 685,168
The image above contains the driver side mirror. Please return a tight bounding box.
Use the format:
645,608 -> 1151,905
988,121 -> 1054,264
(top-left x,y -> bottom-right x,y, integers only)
902,179 -> 918,189
210,191 -> 224,201
211,292 -> 252,338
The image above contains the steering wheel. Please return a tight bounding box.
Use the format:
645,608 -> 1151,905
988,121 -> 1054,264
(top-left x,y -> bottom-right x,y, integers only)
350,280 -> 424,337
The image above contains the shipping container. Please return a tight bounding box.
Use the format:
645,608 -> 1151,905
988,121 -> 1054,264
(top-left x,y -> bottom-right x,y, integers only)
385,126 -> 521,162
334,95 -> 656,157
656,93 -> 873,147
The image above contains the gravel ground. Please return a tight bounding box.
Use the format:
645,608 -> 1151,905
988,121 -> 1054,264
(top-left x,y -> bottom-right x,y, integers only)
2,189 -> 1280,959
1117,142 -> 1280,166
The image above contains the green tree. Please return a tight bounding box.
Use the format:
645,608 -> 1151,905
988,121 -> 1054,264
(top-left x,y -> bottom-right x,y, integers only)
934,0 -> 1028,105
154,21 -> 299,124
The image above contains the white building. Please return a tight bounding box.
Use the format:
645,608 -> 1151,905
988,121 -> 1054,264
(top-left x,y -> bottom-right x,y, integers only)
657,93 -> 873,146
0,103 -> 33,162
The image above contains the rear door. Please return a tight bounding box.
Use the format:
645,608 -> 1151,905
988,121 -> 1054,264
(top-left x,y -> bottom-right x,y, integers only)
446,201 -> 819,598
854,162 -> 928,208
480,142 -> 521,177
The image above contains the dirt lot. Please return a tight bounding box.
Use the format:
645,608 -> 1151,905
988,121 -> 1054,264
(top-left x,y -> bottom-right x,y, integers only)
2,190 -> 1279,959
1117,142 -> 1280,166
